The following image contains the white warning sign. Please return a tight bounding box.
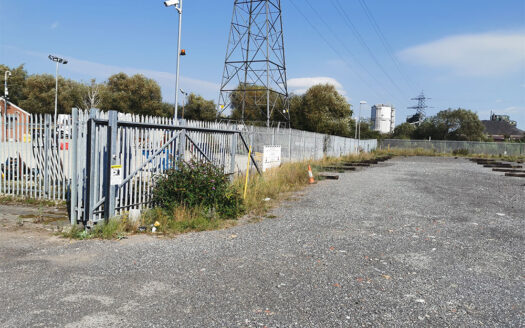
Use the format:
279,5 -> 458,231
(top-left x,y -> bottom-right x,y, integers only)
262,145 -> 281,172
110,165 -> 123,186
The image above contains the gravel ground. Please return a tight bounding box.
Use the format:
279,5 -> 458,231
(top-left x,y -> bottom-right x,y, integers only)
0,156 -> 523,327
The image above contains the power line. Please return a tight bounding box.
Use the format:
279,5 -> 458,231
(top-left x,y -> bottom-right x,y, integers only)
290,0 -> 404,103
288,0 -> 389,101
329,0 -> 409,100
357,0 -> 418,91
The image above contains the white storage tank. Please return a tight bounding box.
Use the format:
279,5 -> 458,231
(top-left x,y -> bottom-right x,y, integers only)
371,104 -> 395,134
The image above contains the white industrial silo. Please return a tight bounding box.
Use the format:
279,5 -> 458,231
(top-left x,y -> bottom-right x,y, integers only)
371,104 -> 395,134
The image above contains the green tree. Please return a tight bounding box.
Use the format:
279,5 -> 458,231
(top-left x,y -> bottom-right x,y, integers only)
19,74 -> 84,114
288,94 -> 307,130
78,79 -> 104,111
392,122 -> 417,139
411,119 -> 445,140
434,108 -> 485,141
182,93 -> 217,121
355,119 -> 381,140
301,84 -> 353,136
409,108 -> 485,141
229,85 -> 286,123
100,73 -> 164,116
0,64 -> 28,105
158,102 -> 175,118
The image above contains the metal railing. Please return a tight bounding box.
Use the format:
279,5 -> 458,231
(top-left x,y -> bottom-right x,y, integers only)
381,139 -> 525,156
1,108 -> 377,225
0,113 -> 74,201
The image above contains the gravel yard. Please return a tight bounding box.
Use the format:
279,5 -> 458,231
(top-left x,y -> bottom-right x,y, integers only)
0,156 -> 523,327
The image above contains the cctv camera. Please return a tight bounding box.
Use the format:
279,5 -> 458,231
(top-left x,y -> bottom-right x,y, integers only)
164,0 -> 179,7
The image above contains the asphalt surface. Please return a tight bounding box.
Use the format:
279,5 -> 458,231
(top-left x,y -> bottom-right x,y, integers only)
0,156 -> 524,327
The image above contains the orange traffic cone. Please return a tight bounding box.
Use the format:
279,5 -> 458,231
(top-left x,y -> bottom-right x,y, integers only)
308,165 -> 315,184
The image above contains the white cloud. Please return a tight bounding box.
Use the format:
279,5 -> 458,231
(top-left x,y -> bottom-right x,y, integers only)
288,77 -> 346,95
478,106 -> 524,119
501,106 -> 523,114
50,22 -> 59,29
399,31 -> 525,77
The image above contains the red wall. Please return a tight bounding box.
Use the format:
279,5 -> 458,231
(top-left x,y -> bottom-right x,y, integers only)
0,101 -> 30,142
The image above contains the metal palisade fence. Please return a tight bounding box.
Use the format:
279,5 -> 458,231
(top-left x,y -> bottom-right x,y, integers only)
1,109 -> 377,225
0,112 -> 73,201
381,139 -> 525,156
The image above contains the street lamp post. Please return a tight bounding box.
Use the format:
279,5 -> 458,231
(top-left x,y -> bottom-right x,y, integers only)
164,0 -> 184,122
3,71 -> 11,138
48,55 -> 68,125
180,89 -> 188,119
358,100 -> 367,150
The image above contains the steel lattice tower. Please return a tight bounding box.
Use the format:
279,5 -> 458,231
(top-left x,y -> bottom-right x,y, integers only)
407,91 -> 431,125
218,0 -> 289,127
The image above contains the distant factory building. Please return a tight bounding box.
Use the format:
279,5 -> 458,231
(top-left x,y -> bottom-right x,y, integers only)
482,113 -> 523,141
371,104 -> 395,134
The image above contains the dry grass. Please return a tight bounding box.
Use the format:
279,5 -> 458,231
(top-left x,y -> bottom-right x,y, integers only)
233,161 -> 312,215
0,195 -> 64,207
63,206 -> 239,239
231,152 -> 393,216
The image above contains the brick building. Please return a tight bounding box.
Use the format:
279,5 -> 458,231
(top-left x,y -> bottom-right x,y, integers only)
0,97 -> 31,142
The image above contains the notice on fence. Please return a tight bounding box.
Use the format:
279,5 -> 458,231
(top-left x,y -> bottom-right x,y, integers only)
263,146 -> 281,172
110,165 -> 123,185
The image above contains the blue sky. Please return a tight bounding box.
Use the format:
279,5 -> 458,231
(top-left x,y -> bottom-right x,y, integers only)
1,0 -> 524,128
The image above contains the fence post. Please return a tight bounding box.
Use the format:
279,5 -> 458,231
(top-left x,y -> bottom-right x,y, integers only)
249,126 -> 254,149
70,108 -> 79,225
230,133 -> 238,178
288,128 -> 292,161
314,133 -> 317,159
84,109 -> 98,225
43,114 -> 51,196
104,111 -> 118,221
302,131 -> 306,160
178,129 -> 186,161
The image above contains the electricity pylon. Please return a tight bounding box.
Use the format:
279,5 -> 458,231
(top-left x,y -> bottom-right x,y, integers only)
407,91 -> 431,125
218,0 -> 290,127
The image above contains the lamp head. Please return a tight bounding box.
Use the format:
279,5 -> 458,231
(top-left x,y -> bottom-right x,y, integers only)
360,101 -> 367,105
164,0 -> 180,7
49,55 -> 68,64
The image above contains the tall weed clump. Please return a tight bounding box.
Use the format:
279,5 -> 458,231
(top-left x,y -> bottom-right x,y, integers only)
234,161 -> 311,215
152,160 -> 244,219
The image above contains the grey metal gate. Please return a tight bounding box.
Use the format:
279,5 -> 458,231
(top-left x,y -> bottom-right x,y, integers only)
79,109 -> 259,226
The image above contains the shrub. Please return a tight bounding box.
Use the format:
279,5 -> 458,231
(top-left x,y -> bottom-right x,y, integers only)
452,148 -> 469,156
152,160 -> 244,219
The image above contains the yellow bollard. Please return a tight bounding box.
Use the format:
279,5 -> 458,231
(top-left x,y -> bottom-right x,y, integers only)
243,146 -> 252,199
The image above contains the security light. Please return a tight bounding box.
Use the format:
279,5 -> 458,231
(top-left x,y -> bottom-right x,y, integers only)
164,0 -> 180,7
48,55 -> 68,64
